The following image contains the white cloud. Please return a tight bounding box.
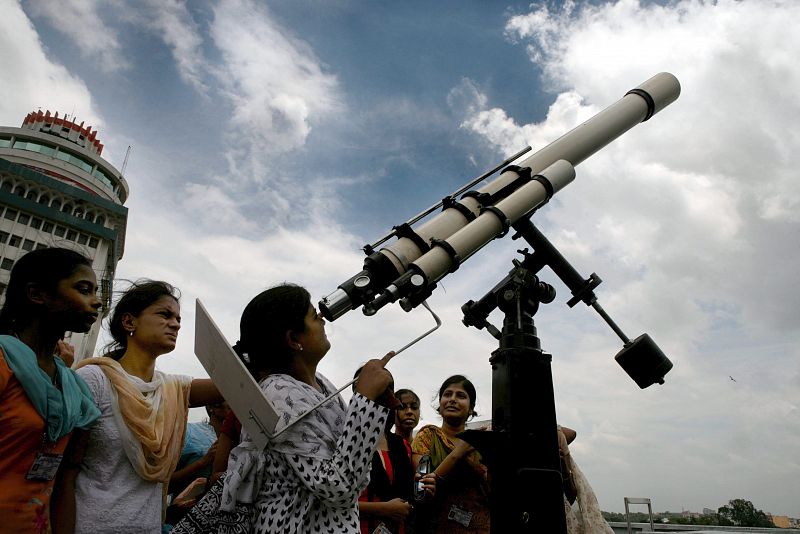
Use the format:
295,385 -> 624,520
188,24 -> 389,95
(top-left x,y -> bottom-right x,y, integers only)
0,1 -> 101,126
25,0 -> 208,91
455,0 -> 800,515
24,0 -> 129,72
210,0 -> 341,158
141,0 -> 208,92
148,0 -> 345,230
463,0 -> 800,335
182,183 -> 256,231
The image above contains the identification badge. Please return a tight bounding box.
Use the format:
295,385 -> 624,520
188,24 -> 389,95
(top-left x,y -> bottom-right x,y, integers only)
25,451 -> 63,481
448,505 -> 473,527
372,523 -> 393,534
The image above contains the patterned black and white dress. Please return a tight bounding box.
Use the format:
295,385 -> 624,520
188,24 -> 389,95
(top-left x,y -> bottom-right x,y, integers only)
172,373 -> 387,534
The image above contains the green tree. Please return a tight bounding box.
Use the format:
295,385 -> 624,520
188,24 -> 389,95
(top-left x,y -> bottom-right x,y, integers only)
717,499 -> 774,527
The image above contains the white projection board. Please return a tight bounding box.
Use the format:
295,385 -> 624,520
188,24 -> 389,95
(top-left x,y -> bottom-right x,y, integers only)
194,299 -> 278,450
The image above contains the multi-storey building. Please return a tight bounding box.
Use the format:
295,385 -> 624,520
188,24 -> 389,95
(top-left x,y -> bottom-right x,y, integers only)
0,110 -> 129,361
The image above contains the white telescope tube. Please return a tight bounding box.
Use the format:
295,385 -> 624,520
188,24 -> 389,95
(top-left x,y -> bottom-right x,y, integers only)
321,73 -> 680,319
474,72 -> 680,197
376,72 -> 679,274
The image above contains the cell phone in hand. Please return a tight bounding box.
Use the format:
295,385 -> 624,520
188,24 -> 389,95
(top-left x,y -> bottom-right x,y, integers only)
414,454 -> 431,501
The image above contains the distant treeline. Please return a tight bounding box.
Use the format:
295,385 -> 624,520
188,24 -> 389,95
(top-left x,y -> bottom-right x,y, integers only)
602,498 -> 775,528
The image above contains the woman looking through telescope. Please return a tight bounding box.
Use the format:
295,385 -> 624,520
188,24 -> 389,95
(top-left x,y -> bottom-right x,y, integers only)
172,283 -> 396,534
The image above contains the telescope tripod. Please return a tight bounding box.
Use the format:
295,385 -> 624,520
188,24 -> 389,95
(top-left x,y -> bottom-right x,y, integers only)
461,243 -> 568,533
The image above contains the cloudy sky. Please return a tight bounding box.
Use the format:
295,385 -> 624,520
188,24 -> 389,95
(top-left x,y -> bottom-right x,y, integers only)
2,0 -> 798,517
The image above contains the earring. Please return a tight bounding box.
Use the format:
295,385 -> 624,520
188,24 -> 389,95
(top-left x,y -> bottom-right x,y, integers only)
129,330 -> 134,337
297,344 -> 303,351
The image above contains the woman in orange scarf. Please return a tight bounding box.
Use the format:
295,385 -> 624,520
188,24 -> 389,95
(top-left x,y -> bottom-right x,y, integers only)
53,280 -> 222,534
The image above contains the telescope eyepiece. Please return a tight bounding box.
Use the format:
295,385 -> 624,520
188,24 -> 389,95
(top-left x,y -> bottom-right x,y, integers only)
319,288 -> 352,321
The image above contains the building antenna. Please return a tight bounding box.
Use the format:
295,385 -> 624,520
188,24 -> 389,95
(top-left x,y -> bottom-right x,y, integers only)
121,145 -> 133,176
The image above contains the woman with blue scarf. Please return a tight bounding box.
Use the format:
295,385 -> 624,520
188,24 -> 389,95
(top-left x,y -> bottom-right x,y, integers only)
0,247 -> 102,534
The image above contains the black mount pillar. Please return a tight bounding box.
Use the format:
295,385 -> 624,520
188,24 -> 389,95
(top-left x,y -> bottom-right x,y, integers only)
460,217 -> 672,531
461,250 -> 567,532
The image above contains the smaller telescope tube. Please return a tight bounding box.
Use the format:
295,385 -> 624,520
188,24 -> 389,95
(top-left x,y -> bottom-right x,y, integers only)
413,160 -> 575,285
358,161 -> 574,316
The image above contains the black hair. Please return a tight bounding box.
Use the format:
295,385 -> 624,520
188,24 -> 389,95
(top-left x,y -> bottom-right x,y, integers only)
235,283 -> 311,376
0,247 -> 93,334
437,374 -> 479,419
394,388 -> 420,406
103,280 -> 180,360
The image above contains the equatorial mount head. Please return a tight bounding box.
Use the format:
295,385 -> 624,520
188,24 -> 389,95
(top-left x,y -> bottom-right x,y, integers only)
496,266 -> 556,319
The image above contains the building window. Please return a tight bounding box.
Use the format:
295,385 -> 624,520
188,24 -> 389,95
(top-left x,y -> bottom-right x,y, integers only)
26,191 -> 37,201
0,137 -> 11,148
9,235 -> 21,247
35,243 -> 47,250
66,230 -> 77,241
0,182 -> 11,192
22,239 -> 34,251
4,209 -> 18,221
1,258 -> 13,271
55,149 -> 93,173
95,215 -> 106,226
13,186 -> 26,197
18,213 -> 30,225
0,231 -> 8,243
74,208 -> 84,218
92,168 -> 116,191
13,139 -> 56,157
42,221 -> 54,233
38,195 -> 50,206
62,204 -> 72,214
30,217 -> 42,230
51,200 -> 61,211
54,226 -> 65,237
77,234 -> 88,245
88,237 -> 99,248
